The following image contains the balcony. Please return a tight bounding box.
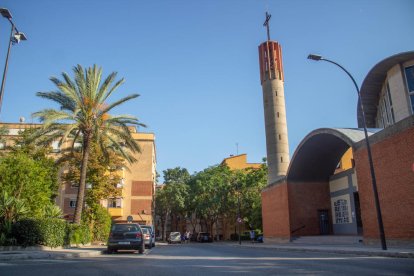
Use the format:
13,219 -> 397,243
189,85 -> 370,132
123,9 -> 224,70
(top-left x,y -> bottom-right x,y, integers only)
108,207 -> 123,217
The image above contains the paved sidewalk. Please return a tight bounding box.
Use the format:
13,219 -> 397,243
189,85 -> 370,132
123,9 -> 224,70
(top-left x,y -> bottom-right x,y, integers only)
228,242 -> 414,258
0,245 -> 106,261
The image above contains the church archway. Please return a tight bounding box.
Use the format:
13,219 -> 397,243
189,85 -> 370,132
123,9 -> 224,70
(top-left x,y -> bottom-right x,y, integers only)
285,128 -> 374,236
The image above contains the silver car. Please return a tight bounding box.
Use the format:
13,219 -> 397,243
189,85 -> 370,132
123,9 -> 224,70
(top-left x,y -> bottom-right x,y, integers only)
168,232 -> 182,244
142,227 -> 153,248
140,225 -> 155,248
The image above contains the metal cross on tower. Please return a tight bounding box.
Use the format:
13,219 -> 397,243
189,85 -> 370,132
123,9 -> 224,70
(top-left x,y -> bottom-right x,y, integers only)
263,12 -> 272,41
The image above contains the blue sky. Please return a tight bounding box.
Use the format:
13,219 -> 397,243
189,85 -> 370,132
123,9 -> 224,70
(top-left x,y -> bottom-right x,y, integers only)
1,0 -> 413,178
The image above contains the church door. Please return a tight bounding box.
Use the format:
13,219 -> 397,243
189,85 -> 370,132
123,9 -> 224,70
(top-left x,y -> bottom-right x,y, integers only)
318,209 -> 330,235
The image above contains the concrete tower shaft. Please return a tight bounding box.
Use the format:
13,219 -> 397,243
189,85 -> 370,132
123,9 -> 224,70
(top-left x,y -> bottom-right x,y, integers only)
259,41 -> 290,184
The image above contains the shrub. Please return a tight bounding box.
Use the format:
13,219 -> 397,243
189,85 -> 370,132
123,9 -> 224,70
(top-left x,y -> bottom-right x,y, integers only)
12,219 -> 41,246
66,223 -> 91,246
82,204 -> 111,242
12,218 -> 66,248
38,218 -> 66,248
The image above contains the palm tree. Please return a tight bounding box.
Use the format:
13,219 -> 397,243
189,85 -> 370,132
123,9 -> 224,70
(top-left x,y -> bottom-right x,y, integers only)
32,64 -> 145,224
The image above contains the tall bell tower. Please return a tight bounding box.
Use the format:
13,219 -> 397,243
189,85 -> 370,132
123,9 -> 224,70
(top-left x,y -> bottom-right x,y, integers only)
259,12 -> 290,184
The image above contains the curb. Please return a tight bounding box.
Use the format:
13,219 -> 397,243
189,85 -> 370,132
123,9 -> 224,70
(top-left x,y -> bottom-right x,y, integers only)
228,244 -> 414,258
0,250 -> 104,261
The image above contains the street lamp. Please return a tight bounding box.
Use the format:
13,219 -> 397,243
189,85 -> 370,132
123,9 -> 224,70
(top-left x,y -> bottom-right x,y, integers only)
307,54 -> 387,250
0,7 -> 27,115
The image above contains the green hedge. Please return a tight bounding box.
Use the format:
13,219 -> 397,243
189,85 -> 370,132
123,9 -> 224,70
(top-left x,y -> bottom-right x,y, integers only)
81,205 -> 111,242
39,218 -> 66,247
12,218 -> 91,248
12,218 -> 66,247
66,223 -> 91,246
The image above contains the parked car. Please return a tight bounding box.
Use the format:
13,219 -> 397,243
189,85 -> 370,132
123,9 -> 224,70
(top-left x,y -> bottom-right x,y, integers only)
196,232 -> 212,243
168,232 -> 182,244
107,223 -> 144,254
141,227 -> 153,248
140,225 -> 155,247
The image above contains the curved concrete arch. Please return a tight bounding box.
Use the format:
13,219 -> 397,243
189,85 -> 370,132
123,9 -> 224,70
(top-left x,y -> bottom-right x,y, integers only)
286,128 -> 376,182
357,51 -> 414,128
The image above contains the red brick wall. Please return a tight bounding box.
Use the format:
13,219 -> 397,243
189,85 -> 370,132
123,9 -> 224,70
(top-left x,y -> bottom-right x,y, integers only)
288,181 -> 331,236
261,181 -> 291,239
354,126 -> 414,241
65,182 -> 78,194
131,181 -> 153,196
131,199 -> 152,215
63,198 -> 76,216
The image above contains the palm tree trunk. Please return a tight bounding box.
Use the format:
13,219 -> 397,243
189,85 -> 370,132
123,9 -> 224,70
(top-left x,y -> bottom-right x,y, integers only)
73,133 -> 91,224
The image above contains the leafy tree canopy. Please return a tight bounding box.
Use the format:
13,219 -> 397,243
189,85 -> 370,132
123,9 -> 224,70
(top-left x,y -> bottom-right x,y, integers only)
0,152 -> 59,219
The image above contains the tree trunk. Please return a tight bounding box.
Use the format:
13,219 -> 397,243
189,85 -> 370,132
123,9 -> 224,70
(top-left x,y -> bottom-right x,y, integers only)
163,209 -> 170,241
73,133 -> 91,224
160,217 -> 165,241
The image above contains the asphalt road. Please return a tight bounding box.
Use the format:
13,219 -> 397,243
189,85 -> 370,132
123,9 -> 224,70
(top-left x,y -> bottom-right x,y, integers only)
1,243 -> 414,275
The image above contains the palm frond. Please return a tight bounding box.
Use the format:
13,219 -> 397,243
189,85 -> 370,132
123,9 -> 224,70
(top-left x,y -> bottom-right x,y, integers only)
96,71 -> 117,103
36,91 -> 76,111
100,94 -> 139,114
101,78 -> 125,103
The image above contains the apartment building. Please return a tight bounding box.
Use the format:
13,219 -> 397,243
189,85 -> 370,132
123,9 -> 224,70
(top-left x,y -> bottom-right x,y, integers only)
0,122 -> 156,225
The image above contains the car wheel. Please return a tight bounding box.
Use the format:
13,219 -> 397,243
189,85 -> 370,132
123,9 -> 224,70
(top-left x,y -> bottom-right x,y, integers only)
107,248 -> 113,254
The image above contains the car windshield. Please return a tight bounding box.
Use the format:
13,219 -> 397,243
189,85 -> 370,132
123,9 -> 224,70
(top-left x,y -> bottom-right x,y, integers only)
170,232 -> 180,237
112,224 -> 139,232
141,226 -> 152,232
142,228 -> 149,234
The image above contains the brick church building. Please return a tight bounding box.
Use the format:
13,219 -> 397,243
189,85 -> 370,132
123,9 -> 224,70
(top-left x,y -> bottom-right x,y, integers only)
262,51 -> 414,245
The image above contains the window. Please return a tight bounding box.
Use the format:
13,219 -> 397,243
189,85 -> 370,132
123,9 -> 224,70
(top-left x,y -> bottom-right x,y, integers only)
376,81 -> 396,128
404,65 -> 414,113
334,199 -> 350,224
70,181 -> 78,188
116,178 -> 125,188
108,198 -> 122,208
69,200 -> 76,208
386,82 -> 395,123
51,141 -> 60,153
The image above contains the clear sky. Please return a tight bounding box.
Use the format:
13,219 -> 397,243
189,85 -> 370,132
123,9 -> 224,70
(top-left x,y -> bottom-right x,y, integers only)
1,0 -> 413,179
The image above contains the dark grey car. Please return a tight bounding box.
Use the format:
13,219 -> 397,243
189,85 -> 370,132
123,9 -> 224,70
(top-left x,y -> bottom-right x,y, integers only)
107,223 -> 145,254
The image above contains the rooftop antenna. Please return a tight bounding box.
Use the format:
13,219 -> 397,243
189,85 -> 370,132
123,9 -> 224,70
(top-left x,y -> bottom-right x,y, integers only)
263,11 -> 271,41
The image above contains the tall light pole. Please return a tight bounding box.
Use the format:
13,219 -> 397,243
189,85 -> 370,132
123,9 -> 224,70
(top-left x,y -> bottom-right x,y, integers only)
0,8 -> 27,115
307,54 -> 387,250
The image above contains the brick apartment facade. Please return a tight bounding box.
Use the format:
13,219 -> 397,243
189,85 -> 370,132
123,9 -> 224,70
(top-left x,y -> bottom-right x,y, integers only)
0,123 -> 157,225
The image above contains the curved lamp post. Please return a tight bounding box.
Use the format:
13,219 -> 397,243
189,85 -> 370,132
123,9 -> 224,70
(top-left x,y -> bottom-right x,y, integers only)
307,54 -> 387,250
0,8 -> 27,115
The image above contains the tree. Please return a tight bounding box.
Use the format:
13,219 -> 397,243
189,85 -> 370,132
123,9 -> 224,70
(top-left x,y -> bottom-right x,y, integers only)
164,167 -> 190,185
190,165 -> 233,240
32,65 -> 145,224
0,152 -> 58,219
235,164 -> 267,231
62,142 -> 124,206
154,167 -> 190,240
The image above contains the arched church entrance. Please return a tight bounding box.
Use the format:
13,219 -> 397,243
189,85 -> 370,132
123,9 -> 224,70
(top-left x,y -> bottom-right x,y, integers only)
286,128 -> 369,236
